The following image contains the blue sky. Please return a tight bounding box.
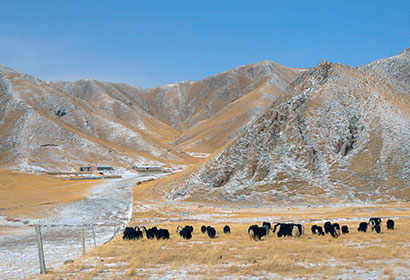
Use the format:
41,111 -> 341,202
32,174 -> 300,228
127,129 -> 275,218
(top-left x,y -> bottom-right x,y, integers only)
0,0 -> 409,87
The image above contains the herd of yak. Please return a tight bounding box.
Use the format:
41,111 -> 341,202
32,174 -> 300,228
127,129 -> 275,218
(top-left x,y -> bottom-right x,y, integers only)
122,218 -> 395,241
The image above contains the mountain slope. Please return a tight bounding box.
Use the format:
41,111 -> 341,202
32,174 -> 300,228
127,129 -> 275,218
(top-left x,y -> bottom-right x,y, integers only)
52,61 -> 303,153
0,67 -> 188,171
0,60 -> 303,171
167,50 -> 410,204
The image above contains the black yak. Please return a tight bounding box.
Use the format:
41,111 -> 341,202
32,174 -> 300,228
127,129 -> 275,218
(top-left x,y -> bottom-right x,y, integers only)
387,219 -> 394,230
207,226 -> 216,238
311,225 -> 324,236
369,218 -> 382,231
358,222 -> 368,232
324,221 -> 332,234
262,222 -> 271,231
155,228 -> 170,240
179,226 -> 193,240
248,225 -> 266,240
274,223 -> 303,237
329,223 -> 340,238
223,225 -> 231,234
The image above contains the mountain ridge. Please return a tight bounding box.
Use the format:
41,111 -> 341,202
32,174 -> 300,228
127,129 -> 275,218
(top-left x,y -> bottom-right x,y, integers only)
0,59 -> 303,171
165,51 -> 410,204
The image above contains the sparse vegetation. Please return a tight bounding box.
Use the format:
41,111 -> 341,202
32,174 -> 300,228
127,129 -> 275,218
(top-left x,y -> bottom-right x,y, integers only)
40,178 -> 410,279
41,216 -> 410,279
1,48 -> 409,279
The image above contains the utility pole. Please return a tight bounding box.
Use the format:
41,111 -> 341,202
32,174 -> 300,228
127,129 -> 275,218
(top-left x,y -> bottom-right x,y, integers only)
35,225 -> 46,274
81,228 -> 85,256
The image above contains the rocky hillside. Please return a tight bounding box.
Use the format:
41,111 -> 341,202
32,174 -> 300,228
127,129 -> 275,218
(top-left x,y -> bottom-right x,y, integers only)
0,66 -> 186,172
168,49 -> 410,204
53,61 -> 303,153
0,61 -> 302,171
137,60 -> 302,131
172,62 -> 304,153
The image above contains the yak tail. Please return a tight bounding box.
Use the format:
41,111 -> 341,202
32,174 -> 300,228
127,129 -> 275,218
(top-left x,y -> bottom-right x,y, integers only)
248,229 -> 255,240
272,223 -> 280,233
291,225 -> 300,237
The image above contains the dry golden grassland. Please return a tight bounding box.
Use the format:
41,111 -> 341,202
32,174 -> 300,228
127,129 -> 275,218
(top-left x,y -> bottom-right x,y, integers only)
42,215 -> 410,279
40,179 -> 410,279
0,169 -> 98,219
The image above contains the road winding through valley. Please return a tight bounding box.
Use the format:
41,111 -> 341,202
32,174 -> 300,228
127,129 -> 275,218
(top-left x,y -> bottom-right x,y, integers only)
0,171 -> 169,279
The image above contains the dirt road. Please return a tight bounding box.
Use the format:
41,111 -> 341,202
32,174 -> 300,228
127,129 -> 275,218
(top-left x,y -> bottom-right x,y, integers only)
0,172 -> 169,279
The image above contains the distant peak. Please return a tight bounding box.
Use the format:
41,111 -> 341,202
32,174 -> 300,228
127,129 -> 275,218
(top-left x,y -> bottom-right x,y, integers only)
258,59 -> 274,64
81,78 -> 98,83
317,59 -> 332,66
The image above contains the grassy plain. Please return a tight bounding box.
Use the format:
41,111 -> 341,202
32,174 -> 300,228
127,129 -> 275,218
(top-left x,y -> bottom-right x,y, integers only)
40,178 -> 410,279
0,169 -> 98,219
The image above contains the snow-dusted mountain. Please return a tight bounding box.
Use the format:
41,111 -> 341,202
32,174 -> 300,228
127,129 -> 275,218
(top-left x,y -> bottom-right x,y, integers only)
1,49 -> 408,203
167,49 -> 410,204
0,60 -> 301,171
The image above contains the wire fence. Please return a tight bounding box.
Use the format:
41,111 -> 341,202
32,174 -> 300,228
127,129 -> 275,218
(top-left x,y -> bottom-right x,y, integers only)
0,222 -> 127,279
0,174 -> 154,279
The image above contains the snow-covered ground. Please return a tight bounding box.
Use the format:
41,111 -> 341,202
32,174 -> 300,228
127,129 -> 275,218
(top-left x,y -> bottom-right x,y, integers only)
0,171 -> 169,279
186,152 -> 210,158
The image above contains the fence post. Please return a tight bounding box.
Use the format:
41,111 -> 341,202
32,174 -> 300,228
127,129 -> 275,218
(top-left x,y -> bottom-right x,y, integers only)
81,228 -> 85,256
35,225 -> 46,274
92,227 -> 96,247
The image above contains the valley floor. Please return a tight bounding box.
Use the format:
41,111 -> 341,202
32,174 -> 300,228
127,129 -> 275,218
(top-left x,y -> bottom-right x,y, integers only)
0,169 -> 98,219
38,180 -> 410,280
0,170 -> 168,279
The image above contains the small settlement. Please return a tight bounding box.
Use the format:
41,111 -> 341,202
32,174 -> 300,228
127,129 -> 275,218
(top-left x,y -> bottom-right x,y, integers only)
132,165 -> 172,173
47,166 -> 120,180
